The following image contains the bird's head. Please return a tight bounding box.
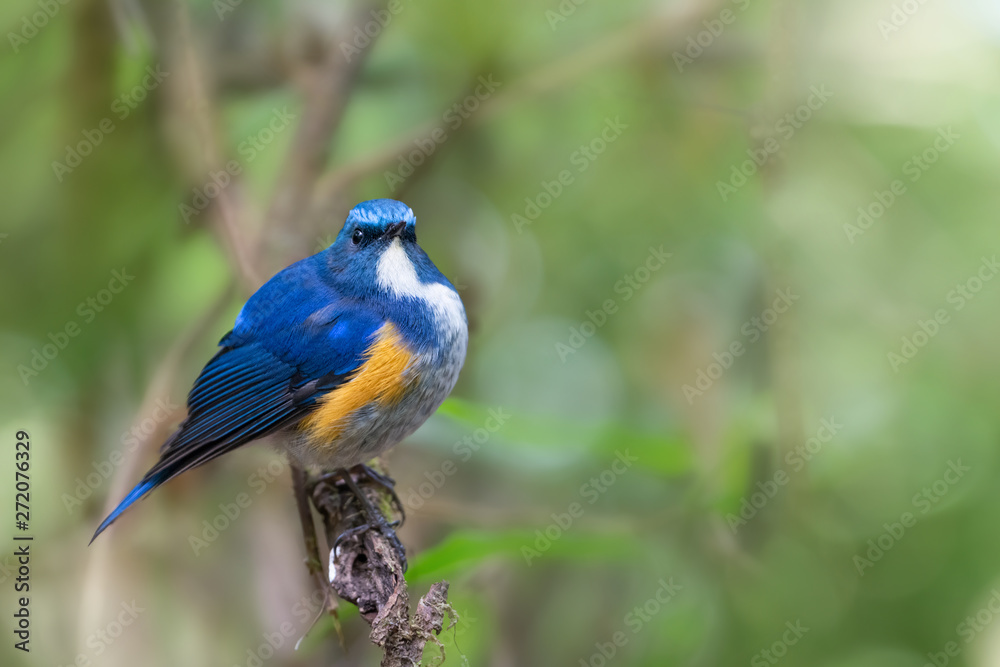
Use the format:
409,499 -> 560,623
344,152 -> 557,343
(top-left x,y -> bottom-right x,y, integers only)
326,199 -> 448,297
339,198 -> 417,248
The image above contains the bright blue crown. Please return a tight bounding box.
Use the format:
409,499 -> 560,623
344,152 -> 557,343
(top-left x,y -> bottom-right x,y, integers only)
346,199 -> 416,229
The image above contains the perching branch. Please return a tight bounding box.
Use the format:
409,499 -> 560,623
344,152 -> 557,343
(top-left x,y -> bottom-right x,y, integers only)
295,466 -> 455,667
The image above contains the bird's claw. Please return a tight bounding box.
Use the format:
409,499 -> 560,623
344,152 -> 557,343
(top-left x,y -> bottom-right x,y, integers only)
354,464 -> 406,526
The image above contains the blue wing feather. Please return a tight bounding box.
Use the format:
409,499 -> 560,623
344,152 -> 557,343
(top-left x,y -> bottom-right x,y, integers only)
91,255 -> 386,541
89,477 -> 161,545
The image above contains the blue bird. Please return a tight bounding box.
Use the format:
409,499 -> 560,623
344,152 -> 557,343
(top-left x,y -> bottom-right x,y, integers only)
92,199 -> 468,545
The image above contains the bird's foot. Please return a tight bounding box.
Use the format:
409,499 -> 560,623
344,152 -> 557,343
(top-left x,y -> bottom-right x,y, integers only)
307,465 -> 405,527
338,469 -> 408,572
352,463 -> 406,526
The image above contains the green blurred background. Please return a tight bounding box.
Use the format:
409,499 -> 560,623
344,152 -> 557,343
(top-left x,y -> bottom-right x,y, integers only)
3,0 -> 1000,665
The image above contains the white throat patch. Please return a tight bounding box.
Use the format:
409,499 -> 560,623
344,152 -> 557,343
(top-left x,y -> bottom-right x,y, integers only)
376,239 -> 467,339
377,238 -> 422,297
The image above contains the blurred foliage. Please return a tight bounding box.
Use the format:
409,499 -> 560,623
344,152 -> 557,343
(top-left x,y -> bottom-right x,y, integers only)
3,0 -> 1000,666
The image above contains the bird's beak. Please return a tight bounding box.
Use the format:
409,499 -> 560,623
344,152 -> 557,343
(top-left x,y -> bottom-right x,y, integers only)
384,221 -> 406,239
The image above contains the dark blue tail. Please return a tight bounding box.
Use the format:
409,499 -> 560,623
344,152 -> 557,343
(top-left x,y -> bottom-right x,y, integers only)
89,474 -> 163,544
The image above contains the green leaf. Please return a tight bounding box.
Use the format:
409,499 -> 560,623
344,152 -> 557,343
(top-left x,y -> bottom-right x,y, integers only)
437,398 -> 693,476
407,529 -> 643,582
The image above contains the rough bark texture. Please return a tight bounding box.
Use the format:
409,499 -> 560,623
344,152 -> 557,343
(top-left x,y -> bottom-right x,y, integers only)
305,469 -> 453,667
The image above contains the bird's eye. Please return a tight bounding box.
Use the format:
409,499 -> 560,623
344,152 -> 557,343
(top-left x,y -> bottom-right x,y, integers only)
351,229 -> 364,245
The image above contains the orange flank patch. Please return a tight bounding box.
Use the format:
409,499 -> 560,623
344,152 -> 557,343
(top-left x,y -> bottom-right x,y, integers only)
300,323 -> 413,444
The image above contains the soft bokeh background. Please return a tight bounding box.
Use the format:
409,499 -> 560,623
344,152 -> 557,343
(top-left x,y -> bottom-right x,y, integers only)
3,0 -> 1000,665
